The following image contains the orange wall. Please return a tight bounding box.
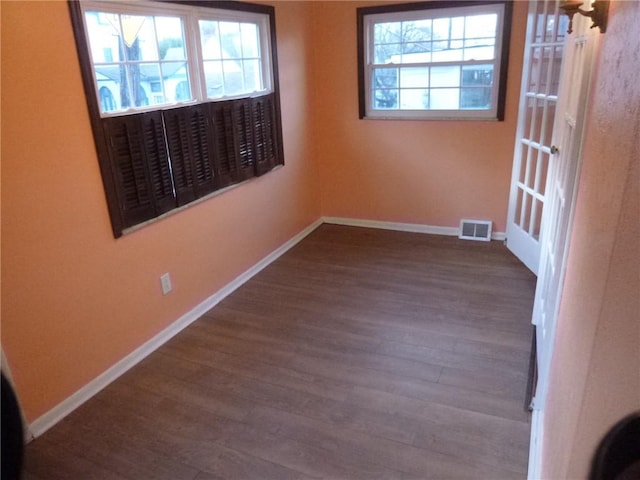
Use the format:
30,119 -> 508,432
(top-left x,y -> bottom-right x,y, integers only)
312,1 -> 527,232
541,1 -> 640,477
1,1 -> 320,422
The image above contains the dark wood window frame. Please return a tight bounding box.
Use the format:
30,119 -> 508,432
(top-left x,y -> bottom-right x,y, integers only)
357,0 -> 513,121
68,1 -> 285,237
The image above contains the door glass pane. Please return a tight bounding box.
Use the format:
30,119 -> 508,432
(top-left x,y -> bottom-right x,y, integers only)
527,154 -> 538,189
515,188 -> 523,225
534,1 -> 547,43
542,100 -> 556,147
528,47 -> 543,93
540,47 -> 554,93
538,152 -> 550,196
522,193 -> 532,231
524,96 -> 535,140
519,144 -> 529,184
532,101 -> 545,143
549,46 -> 564,95
532,199 -> 544,239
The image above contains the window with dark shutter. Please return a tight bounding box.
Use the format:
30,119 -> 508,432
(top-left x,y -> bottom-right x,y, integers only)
68,0 -> 284,237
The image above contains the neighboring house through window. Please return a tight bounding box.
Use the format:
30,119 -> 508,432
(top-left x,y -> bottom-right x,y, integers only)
357,1 -> 513,120
68,0 -> 284,237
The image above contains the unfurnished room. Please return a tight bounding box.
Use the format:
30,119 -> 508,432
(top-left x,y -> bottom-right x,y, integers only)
1,0 -> 638,479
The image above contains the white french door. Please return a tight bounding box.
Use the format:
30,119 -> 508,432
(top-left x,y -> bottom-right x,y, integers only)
531,14 -> 598,411
506,0 -> 568,274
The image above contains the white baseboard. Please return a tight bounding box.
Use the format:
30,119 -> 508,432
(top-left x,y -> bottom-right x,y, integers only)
322,216 -> 506,241
527,408 -> 544,480
28,218 -> 323,439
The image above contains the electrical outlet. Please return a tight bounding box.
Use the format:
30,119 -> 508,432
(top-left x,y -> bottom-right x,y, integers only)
160,273 -> 172,295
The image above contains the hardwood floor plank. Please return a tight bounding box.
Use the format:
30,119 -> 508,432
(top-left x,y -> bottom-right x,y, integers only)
245,405 -> 518,480
23,225 -> 535,479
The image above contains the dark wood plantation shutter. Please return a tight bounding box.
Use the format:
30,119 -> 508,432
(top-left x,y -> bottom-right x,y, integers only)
234,99 -> 257,182
141,113 -> 176,213
99,94 -> 283,235
104,112 -> 176,228
209,101 -> 240,188
163,105 -> 216,205
253,94 -> 280,176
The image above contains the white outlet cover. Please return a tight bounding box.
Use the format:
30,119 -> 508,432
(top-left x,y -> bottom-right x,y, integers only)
160,273 -> 172,295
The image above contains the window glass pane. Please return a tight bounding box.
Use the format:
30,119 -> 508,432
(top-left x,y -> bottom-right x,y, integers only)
125,16 -> 158,62
374,89 -> 398,109
240,23 -> 259,58
430,88 -> 459,109
203,60 -> 224,97
431,42 -> 463,62
131,63 -> 157,106
174,80 -> 191,102
401,19 -> 431,42
373,68 -> 398,109
243,59 -> 261,92
156,16 -> 186,60
432,18 -> 450,40
465,14 -> 497,38
220,22 -> 242,59
462,65 -> 493,86
460,87 -> 491,109
374,22 -> 401,44
400,89 -> 428,109
223,59 -> 243,95
431,65 -> 460,88
374,68 -> 398,88
200,20 -> 222,59
401,42 -> 431,64
85,12 -> 124,63
375,43 -> 401,64
451,17 -> 465,39
463,38 -> 495,61
161,62 -> 191,102
98,86 -> 117,112
400,67 -> 429,88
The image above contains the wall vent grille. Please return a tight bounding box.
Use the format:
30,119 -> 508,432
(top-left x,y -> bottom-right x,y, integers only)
459,219 -> 492,241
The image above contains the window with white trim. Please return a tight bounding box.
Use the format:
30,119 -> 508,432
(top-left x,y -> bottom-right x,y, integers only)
357,1 -> 513,120
69,0 -> 284,237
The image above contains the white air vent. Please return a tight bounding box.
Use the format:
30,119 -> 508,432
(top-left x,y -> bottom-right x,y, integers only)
459,219 -> 492,241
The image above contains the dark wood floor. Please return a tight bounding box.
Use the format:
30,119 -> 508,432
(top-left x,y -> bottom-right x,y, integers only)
22,225 -> 536,479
